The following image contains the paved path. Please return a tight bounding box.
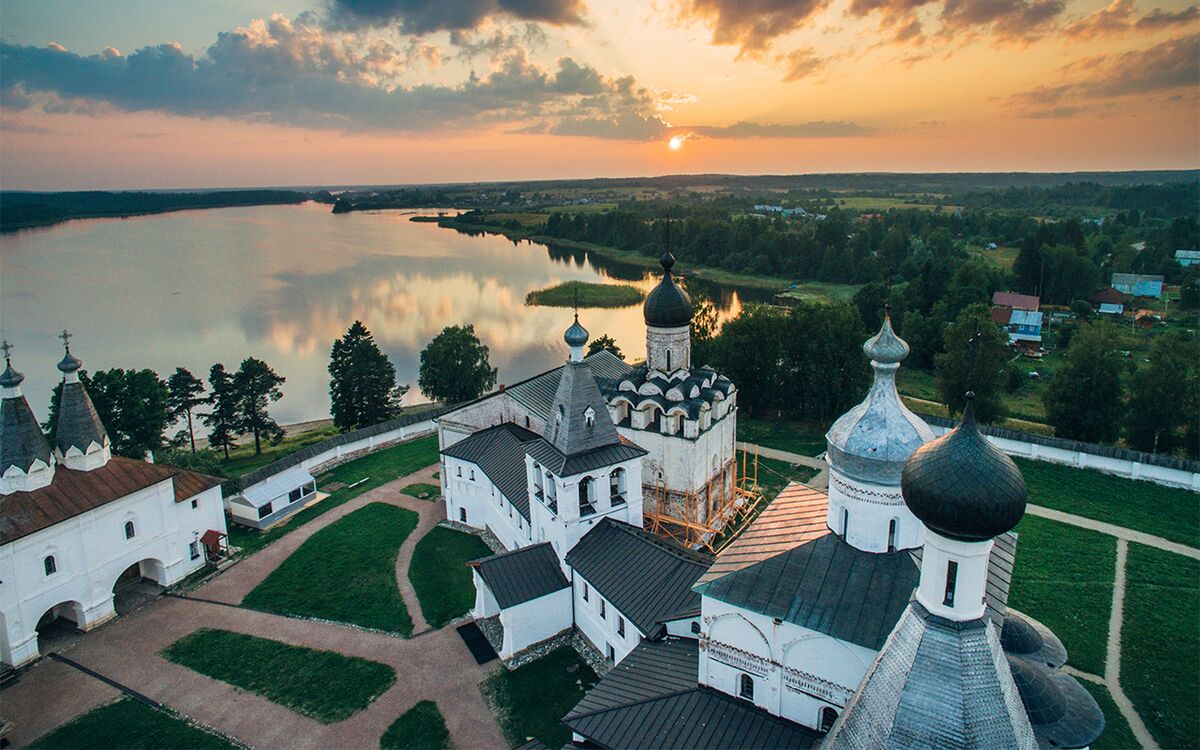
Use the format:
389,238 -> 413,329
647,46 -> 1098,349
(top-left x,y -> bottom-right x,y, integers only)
5,465 -> 506,750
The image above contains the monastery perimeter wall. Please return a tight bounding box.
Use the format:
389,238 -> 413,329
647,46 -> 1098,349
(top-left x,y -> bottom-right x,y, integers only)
923,415 -> 1200,491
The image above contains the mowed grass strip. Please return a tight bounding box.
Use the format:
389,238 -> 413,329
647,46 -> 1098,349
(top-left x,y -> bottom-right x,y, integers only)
1078,681 -> 1139,750
1015,457 -> 1200,548
409,526 -> 492,628
1120,543 -> 1199,750
227,435 -> 438,556
380,700 -> 453,750
482,647 -> 599,749
243,502 -> 418,634
30,698 -> 240,750
162,628 -> 395,724
1007,515 -> 1116,676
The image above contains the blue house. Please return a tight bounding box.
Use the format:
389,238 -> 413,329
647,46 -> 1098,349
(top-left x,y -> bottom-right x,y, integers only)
1111,273 -> 1164,298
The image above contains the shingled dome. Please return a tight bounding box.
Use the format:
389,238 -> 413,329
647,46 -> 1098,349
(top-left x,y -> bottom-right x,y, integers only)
1007,655 -> 1105,749
900,393 -> 1026,542
1002,611 -> 1068,669
643,252 -> 693,328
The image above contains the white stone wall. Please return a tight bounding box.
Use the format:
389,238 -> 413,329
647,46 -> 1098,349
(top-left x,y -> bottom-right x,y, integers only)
0,481 -> 225,667
646,325 -> 691,373
442,455 -> 532,551
826,466 -> 924,553
527,455 -> 645,561
497,589 -> 573,659
572,574 -> 642,665
698,596 -> 875,732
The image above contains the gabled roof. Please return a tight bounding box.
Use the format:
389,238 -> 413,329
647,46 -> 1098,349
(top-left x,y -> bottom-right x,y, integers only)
566,638 -> 699,721
1009,309 -> 1043,327
470,542 -> 569,609
566,519 -> 712,637
991,307 -> 1013,326
564,686 -> 819,750
1111,273 -> 1163,286
1091,287 -> 1126,305
442,422 -> 539,519
992,291 -> 1040,310
524,437 -> 646,478
0,456 -> 222,545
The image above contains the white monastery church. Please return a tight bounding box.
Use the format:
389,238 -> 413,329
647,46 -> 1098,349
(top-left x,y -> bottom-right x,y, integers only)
439,256 -> 1106,749
0,338 -> 226,668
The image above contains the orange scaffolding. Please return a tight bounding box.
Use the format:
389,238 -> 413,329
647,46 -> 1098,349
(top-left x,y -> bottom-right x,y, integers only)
644,446 -> 765,553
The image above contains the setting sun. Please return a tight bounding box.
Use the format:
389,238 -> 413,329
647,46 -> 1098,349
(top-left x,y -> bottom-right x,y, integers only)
668,136 -> 684,151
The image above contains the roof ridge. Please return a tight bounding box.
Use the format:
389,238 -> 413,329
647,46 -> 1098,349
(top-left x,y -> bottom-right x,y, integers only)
471,541 -> 554,565
565,687 -> 701,720
606,519 -> 712,565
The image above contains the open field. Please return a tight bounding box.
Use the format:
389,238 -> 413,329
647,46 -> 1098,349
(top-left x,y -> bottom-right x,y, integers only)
242,502 -> 418,634
526,280 -> 644,308
162,629 -> 395,724
1017,458 -> 1199,547
29,698 -> 240,750
481,647 -> 599,748
776,281 -> 862,304
380,701 -> 453,750
409,526 -> 493,629
830,195 -> 953,211
1007,515 -> 1116,676
225,435 -> 438,556
1121,543 -> 1199,749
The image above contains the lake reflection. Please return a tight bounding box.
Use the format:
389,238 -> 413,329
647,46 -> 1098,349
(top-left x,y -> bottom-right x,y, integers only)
1,202 -> 744,426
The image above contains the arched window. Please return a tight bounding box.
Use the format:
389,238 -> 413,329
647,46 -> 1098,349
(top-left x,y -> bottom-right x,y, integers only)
584,406 -> 595,428
820,707 -> 839,732
456,465 -> 462,477
44,555 -> 57,575
579,477 -> 596,517
124,520 -> 136,539
610,468 -> 626,505
690,621 -> 701,634
557,404 -> 565,423
738,674 -> 754,701
887,519 -> 898,553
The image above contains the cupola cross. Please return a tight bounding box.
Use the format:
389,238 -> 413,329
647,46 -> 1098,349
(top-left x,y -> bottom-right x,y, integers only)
59,329 -> 73,352
0,339 -> 12,364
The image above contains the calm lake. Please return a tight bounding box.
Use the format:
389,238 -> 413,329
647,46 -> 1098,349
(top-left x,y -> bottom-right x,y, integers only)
1,202 -> 751,427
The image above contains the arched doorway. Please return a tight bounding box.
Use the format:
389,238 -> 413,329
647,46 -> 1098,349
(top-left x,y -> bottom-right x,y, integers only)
113,558 -> 166,615
35,601 -> 85,655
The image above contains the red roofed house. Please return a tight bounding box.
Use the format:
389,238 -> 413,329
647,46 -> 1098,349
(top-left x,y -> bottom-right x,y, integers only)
0,340 -> 226,668
991,292 -> 1042,349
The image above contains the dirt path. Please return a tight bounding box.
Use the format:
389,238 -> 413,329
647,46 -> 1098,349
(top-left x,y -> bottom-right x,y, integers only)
1025,505 -> 1200,560
393,465 -> 445,635
1103,539 -> 1161,750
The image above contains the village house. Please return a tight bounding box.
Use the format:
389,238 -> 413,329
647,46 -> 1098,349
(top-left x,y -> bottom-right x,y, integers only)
1111,273 -> 1164,298
991,291 -> 1043,348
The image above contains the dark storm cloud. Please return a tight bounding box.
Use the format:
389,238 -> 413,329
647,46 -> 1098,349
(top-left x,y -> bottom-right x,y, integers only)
326,0 -> 587,33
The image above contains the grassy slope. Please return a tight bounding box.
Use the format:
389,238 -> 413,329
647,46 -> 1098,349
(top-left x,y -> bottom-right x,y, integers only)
1121,543 -> 1199,750
481,647 -> 599,749
219,424 -> 340,477
162,629 -> 395,724
380,700 -> 453,750
226,435 -> 438,556
1007,515 -> 1116,676
737,415 -> 827,456
243,502 -> 418,634
1017,457 -> 1200,548
29,698 -> 239,750
525,280 -> 644,308
409,526 -> 493,629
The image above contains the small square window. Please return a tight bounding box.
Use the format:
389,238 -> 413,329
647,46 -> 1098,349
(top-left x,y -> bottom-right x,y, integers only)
191,499 -> 199,509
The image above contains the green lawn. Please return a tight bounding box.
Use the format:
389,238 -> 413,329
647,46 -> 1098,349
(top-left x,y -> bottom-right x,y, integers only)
1007,515 -> 1116,676
227,435 -> 438,556
1079,681 -> 1139,750
162,629 -> 395,724
481,647 -> 599,748
29,698 -> 239,750
409,526 -> 493,629
1017,458 -> 1200,548
737,415 -> 827,456
380,700 -> 453,750
1121,543 -> 1199,750
402,482 -> 441,501
242,502 -> 418,634
525,280 -> 644,308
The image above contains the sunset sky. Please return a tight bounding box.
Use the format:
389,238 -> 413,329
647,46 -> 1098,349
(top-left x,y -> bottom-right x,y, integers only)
1,0 -> 1197,189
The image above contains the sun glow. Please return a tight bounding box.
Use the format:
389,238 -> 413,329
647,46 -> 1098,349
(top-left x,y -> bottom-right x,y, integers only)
668,135 -> 684,151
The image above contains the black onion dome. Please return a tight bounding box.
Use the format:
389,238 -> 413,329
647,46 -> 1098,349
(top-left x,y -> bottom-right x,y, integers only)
900,394 -> 1026,542
643,252 -> 693,328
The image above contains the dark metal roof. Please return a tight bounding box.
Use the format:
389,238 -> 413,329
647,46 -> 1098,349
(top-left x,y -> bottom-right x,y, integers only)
565,686 -> 819,750
524,438 -> 646,478
471,542 -> 569,609
442,422 -> 540,520
0,456 -> 222,544
55,380 -> 109,456
823,602 -> 1037,750
545,359 -> 622,456
566,638 -> 699,721
1002,610 -> 1068,669
565,519 -> 712,637
901,397 -> 1027,542
503,351 -> 632,421
1007,655 -> 1105,750
643,253 -> 694,329
698,532 -> 920,652
1,391 -> 53,475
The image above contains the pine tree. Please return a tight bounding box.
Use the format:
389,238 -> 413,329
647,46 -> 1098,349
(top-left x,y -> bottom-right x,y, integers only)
233,357 -> 286,456
167,367 -> 206,452
329,321 -> 404,431
202,363 -> 239,459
